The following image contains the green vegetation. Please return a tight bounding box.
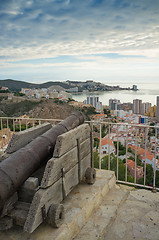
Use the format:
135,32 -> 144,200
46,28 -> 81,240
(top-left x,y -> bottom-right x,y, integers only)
102,124 -> 107,138
0,89 -> 10,93
78,106 -> 97,120
67,98 -> 75,102
94,137 -> 99,149
93,126 -> 99,133
85,106 -> 97,115
128,155 -> 143,167
0,100 -> 41,117
137,164 -> 159,188
94,149 -> 159,188
148,123 -> 155,138
114,142 -> 135,156
93,152 -> 134,182
94,151 -> 99,168
114,142 -> 126,155
54,98 -> 64,104
103,108 -> 111,117
14,92 -> 25,96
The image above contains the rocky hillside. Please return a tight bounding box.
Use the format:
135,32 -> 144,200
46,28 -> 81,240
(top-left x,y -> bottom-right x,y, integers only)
28,99 -> 74,120
0,99 -> 41,117
0,98 -> 75,119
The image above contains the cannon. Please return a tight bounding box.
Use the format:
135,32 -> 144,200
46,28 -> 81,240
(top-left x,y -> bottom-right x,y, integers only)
0,111 -> 96,233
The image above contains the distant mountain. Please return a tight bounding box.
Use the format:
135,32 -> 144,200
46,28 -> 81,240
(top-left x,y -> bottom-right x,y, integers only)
0,79 -> 70,92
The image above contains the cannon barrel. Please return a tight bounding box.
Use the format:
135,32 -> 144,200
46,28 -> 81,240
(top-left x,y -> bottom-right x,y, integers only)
0,111 -> 84,213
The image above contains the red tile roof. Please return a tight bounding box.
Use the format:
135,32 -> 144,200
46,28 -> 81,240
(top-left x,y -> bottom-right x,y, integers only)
101,137 -> 114,147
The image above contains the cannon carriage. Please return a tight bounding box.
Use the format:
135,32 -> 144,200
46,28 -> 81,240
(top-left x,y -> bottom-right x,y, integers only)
0,112 -> 96,233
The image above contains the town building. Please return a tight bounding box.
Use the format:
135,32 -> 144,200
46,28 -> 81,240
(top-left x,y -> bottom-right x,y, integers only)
145,105 -> 156,117
129,145 -> 159,170
113,110 -> 131,119
67,87 -> 78,93
132,85 -> 138,91
109,99 -> 120,110
125,160 -> 143,179
156,96 -> 159,122
1,87 -> 9,91
83,96 -> 102,112
141,102 -> 151,115
91,114 -> 107,122
133,99 -> 142,114
100,136 -> 116,154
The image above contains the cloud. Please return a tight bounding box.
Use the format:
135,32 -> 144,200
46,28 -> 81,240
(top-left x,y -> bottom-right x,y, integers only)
0,0 -> 159,81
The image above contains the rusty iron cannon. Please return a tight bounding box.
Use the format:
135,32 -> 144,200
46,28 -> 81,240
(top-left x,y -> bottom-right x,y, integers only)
0,111 -> 96,233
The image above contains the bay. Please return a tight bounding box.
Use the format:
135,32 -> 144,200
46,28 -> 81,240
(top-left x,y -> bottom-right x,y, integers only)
72,82 -> 159,106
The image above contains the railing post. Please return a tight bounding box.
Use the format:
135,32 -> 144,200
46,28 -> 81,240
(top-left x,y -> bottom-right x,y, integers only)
1,118 -> 3,149
6,118 -> 9,142
19,120 -> 22,132
90,122 -> 94,168
117,125 -> 119,180
125,124 -> 128,182
134,129 -> 137,184
152,128 -> 157,192
108,124 -> 110,170
144,127 -> 147,186
26,120 -> 28,130
99,123 -> 101,169
13,118 -> 15,132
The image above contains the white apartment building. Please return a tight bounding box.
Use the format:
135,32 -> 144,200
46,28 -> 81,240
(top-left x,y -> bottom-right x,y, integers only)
84,96 -> 102,111
141,102 -> 151,115
133,99 -> 142,114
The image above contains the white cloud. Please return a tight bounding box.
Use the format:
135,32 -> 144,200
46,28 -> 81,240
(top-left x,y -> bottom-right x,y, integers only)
0,0 -> 159,81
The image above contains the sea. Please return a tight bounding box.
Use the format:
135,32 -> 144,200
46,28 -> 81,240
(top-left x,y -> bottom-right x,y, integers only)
72,82 -> 159,106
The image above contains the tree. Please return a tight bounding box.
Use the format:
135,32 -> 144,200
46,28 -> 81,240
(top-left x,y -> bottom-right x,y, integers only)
102,124 -> 107,138
93,126 -> 99,132
114,142 -> 126,155
14,92 -> 25,96
94,138 -> 99,149
103,108 -> 111,117
93,151 -> 99,168
67,98 -> 75,102
145,164 -> 153,186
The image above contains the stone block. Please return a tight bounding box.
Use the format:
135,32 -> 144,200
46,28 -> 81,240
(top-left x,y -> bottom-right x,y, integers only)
22,177 -> 39,190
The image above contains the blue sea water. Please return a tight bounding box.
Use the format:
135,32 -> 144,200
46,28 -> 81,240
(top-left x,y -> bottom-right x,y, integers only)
72,82 -> 159,106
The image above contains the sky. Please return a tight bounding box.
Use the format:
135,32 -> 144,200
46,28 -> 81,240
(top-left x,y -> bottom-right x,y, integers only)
0,0 -> 159,84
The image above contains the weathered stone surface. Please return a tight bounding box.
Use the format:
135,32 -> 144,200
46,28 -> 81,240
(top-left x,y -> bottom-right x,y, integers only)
1,171 -> 159,240
74,185 -> 127,240
129,189 -> 159,204
103,187 -> 159,240
0,169 -> 115,240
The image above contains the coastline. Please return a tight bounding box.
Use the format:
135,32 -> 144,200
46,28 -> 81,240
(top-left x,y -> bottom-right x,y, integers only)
72,85 -> 158,106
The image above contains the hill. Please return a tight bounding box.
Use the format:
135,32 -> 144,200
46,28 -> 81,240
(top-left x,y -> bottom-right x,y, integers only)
0,98 -> 75,119
0,99 -> 42,117
0,79 -> 70,92
28,99 -> 74,120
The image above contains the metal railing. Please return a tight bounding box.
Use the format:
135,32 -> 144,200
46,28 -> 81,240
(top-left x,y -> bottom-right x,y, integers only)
0,117 -> 62,152
0,116 -> 159,191
86,120 -> 159,192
